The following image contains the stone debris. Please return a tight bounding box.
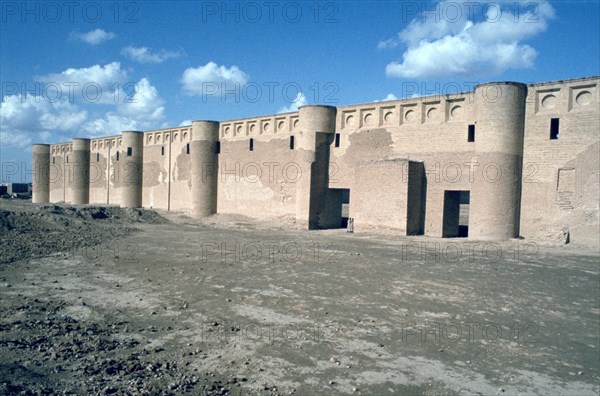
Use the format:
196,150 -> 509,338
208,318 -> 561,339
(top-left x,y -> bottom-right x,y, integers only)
0,298 -> 236,395
0,205 -> 167,264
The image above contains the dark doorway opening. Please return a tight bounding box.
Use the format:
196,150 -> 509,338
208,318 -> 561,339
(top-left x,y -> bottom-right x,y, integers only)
340,189 -> 350,228
458,191 -> 470,237
407,162 -> 426,235
322,188 -> 350,229
443,190 -> 470,238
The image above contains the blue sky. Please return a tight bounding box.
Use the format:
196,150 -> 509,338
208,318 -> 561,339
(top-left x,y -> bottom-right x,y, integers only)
1,0 -> 599,182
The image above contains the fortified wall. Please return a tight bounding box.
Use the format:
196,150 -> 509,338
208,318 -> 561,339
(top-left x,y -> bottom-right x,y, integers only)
32,77 -> 600,247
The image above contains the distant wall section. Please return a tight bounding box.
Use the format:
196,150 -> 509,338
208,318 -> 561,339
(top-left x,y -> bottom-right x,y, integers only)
521,77 -> 600,247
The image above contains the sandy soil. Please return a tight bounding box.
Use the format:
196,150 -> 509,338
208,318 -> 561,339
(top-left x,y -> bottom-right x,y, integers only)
1,199 -> 598,395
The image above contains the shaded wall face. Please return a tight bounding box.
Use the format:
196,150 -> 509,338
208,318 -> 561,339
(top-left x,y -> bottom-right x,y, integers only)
406,162 -> 425,235
319,188 -> 345,229
303,131 -> 336,229
442,191 -> 461,237
217,136 -> 298,218
521,78 -> 600,247
298,117 -> 346,230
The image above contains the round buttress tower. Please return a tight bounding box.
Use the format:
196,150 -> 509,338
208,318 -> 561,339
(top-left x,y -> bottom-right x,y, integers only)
470,82 -> 527,240
296,105 -> 337,229
191,121 -> 219,218
70,138 -> 90,204
120,131 -> 144,208
32,144 -> 50,203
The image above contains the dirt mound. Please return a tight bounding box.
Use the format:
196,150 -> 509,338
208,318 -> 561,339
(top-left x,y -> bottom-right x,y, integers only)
0,205 -> 167,264
0,297 -> 232,395
35,205 -> 167,224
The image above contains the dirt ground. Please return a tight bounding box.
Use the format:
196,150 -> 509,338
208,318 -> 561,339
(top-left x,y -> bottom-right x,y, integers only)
1,199 -> 598,395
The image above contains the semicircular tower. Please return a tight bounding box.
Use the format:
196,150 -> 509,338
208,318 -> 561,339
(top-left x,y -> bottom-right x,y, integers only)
470,82 -> 527,240
70,138 -> 90,205
32,144 -> 50,203
295,105 -> 337,229
120,131 -> 144,208
190,120 -> 220,218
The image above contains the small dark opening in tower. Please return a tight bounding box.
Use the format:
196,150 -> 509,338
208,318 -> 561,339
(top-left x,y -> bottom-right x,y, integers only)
127,147 -> 132,156
96,153 -> 100,162
289,135 -> 294,150
52,157 -> 55,164
249,138 -> 254,151
186,143 -> 190,154
468,125 -> 475,142
458,191 -> 470,237
116,152 -> 119,161
443,190 -> 469,238
340,189 -> 350,228
214,141 -> 221,154
335,133 -> 340,147
161,146 -> 165,156
550,118 -> 559,140
66,156 -> 68,164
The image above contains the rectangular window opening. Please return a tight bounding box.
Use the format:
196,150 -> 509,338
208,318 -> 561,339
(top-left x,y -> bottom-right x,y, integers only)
96,153 -> 100,162
52,157 -> 55,165
161,146 -> 165,156
468,125 -> 475,142
214,141 -> 221,154
127,147 -> 132,156
186,143 -> 190,154
289,135 -> 295,150
116,152 -> 119,161
550,118 -> 559,140
66,156 -> 68,164
249,138 -> 254,151
335,133 -> 340,147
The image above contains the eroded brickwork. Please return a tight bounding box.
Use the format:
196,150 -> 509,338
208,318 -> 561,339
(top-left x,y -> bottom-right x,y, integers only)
33,76 -> 600,247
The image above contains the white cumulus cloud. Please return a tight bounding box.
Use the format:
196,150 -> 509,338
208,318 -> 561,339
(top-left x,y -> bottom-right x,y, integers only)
0,94 -> 88,148
375,93 -> 398,102
278,92 -> 307,113
38,62 -> 129,105
83,77 -> 166,136
2,63 -> 167,144
71,29 -> 117,45
382,0 -> 555,79
378,38 -> 400,50
121,46 -> 182,63
181,62 -> 249,97
118,77 -> 165,119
